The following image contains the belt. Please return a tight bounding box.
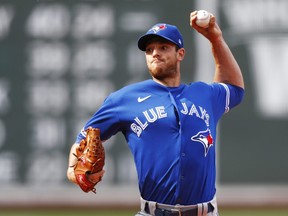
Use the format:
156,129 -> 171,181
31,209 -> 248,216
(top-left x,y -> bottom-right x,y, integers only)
153,203 -> 213,216
141,198 -> 215,216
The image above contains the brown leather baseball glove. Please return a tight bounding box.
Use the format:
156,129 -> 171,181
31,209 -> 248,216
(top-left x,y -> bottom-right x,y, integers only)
73,127 -> 105,193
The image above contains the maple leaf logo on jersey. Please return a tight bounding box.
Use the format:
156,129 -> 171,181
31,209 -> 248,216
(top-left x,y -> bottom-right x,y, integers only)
191,129 -> 214,157
150,24 -> 167,33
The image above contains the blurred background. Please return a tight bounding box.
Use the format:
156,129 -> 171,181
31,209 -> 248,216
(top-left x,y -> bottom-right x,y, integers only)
0,0 -> 287,213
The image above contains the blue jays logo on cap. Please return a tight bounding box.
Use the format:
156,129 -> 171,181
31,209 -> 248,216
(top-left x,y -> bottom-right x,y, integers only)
150,24 -> 167,33
138,23 -> 184,51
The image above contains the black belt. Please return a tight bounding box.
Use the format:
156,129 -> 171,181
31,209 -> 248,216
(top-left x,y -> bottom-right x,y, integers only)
145,203 -> 214,216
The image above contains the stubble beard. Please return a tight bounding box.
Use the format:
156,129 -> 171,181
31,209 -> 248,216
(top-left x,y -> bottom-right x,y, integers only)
148,61 -> 178,80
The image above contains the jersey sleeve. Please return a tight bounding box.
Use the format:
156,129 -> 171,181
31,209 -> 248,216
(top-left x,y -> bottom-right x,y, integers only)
211,83 -> 244,120
75,94 -> 120,143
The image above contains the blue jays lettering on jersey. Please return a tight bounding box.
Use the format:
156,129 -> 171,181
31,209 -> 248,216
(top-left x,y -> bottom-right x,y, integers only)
76,79 -> 244,205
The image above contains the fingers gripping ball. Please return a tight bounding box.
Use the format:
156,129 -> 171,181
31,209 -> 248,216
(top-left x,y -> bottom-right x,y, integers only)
73,127 -> 105,193
196,10 -> 211,28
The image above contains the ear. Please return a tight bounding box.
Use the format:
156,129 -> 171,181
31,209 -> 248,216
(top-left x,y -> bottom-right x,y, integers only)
177,48 -> 185,61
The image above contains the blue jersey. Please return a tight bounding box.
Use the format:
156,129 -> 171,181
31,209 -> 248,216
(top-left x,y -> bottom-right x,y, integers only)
76,79 -> 244,205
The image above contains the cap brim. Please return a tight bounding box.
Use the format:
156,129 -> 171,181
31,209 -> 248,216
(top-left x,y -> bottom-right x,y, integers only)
138,34 -> 158,51
138,34 -> 178,51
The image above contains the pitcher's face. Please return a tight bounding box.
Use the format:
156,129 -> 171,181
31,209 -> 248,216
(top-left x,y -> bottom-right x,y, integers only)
145,38 -> 184,80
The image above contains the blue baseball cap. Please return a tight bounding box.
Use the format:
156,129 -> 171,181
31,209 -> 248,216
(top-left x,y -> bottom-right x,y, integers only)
138,23 -> 184,51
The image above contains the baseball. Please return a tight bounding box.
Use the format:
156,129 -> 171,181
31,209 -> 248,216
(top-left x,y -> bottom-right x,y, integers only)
196,10 -> 211,28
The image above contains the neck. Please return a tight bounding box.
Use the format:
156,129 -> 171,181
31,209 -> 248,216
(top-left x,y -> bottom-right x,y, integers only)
152,75 -> 181,87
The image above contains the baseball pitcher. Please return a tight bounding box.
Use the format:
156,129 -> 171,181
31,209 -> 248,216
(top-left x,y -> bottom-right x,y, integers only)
67,10 -> 245,216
